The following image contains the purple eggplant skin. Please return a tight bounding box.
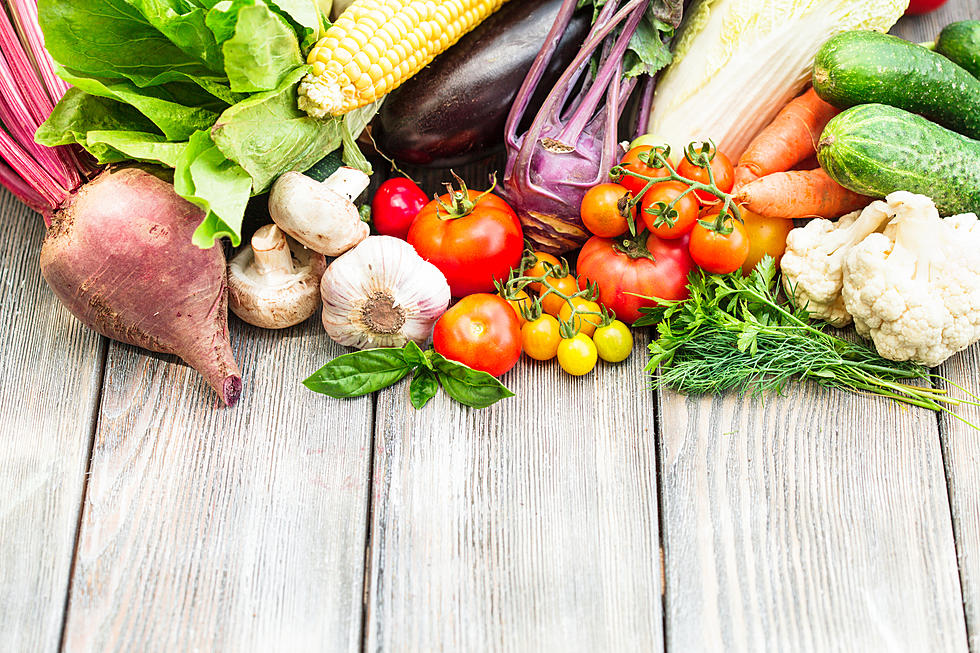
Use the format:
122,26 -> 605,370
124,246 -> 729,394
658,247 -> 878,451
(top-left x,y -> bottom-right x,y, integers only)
371,0 -> 591,168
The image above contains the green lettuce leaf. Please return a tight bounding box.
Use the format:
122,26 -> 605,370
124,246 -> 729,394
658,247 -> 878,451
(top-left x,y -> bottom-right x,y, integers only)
211,66 -> 373,192
55,67 -> 218,140
221,3 -> 303,92
85,132 -> 188,168
126,0 -> 224,70
37,0 -> 219,86
36,88 -> 161,148
174,130 -> 252,247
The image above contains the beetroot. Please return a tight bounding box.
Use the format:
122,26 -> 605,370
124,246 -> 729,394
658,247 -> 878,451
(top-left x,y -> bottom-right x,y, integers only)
40,167 -> 242,405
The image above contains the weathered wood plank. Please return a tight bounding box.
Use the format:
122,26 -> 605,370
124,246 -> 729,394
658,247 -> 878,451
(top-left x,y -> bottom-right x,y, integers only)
0,191 -> 105,653
365,157 -> 660,653
656,8 -> 976,649
940,347 -> 980,652
659,386 -> 966,651
895,4 -> 980,651
59,210 -> 376,651
366,262 -> 663,653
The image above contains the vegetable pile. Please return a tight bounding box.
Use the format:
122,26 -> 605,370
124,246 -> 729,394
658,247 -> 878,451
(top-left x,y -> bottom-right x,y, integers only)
2,0 -> 980,419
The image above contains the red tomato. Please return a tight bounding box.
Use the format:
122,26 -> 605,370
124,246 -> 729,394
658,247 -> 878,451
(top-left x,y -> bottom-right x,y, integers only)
581,183 -> 635,237
689,215 -> 750,274
408,185 -> 523,297
616,146 -> 670,199
906,0 -> 948,13
432,294 -> 522,377
676,149 -> 734,204
640,181 -> 700,239
371,177 -> 428,240
577,233 -> 695,324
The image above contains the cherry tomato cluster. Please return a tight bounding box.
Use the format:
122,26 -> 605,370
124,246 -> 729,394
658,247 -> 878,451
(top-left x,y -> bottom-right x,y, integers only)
496,251 -> 635,377
592,141 -> 751,275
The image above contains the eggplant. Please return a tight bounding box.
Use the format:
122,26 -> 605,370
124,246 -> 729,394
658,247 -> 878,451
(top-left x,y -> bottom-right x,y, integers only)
372,0 -> 591,168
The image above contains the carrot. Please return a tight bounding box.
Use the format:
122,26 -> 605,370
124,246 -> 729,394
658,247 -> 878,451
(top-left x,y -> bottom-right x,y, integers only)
733,88 -> 839,188
735,168 -> 871,220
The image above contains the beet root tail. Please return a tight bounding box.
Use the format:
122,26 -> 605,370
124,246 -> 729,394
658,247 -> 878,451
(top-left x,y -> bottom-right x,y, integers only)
40,167 -> 244,406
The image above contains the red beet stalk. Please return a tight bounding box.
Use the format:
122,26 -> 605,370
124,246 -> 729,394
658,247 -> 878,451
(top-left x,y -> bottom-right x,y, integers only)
0,0 -> 241,405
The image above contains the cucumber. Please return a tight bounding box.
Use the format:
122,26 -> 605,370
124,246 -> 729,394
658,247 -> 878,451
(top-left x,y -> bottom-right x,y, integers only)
813,30 -> 980,140
936,21 -> 980,79
817,104 -> 980,216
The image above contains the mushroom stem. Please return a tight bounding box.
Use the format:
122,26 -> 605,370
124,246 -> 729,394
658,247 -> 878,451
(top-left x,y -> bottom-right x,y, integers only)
251,224 -> 295,278
323,167 -> 371,201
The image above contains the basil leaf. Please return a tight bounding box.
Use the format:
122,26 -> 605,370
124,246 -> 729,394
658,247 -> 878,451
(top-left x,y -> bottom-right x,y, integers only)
304,348 -> 413,398
409,368 -> 439,409
402,341 -> 432,370
430,354 -> 515,409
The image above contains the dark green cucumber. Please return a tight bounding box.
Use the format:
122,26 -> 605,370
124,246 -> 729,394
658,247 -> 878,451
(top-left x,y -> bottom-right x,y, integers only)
936,20 -> 980,79
817,104 -> 980,216
813,30 -> 980,140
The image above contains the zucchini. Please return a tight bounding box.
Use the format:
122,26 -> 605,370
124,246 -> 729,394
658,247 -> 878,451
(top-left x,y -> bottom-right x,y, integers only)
813,30 -> 980,140
936,20 -> 980,79
817,103 -> 980,216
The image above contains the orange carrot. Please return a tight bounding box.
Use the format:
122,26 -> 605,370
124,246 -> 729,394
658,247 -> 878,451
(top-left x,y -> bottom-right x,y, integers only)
733,88 -> 839,188
735,168 -> 871,220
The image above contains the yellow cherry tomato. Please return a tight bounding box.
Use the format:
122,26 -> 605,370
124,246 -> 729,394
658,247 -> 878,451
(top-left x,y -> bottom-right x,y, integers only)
558,296 -> 602,337
739,207 -> 793,275
593,320 -> 633,362
557,333 -> 598,376
540,275 -> 579,317
499,288 -> 532,326
521,314 -> 561,361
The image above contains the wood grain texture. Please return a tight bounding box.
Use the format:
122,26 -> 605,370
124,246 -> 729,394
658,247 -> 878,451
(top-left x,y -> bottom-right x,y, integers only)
939,346 -> 980,653
895,3 -> 980,651
59,192 -> 377,651
658,385 -> 966,652
0,191 -> 105,653
366,329 -> 663,653
654,7 -> 980,651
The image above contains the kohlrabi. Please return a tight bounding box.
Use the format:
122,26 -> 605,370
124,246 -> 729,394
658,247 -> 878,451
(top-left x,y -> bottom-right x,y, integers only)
499,0 -> 683,254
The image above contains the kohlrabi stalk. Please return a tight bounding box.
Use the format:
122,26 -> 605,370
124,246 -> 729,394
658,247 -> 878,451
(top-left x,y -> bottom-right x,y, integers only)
499,0 -> 652,254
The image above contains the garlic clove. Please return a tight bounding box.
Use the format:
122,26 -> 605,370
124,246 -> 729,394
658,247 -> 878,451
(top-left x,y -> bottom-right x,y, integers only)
320,235 -> 451,349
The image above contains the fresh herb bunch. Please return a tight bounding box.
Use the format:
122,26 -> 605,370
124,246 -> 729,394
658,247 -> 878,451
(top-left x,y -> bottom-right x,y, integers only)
635,256 -> 977,416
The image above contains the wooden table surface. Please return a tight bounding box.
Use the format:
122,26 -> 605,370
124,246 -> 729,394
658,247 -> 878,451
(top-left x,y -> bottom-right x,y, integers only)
3,4 -> 980,652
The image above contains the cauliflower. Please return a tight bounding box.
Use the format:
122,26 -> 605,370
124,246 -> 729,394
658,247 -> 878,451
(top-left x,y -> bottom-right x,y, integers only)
780,201 -> 889,326
841,192 -> 980,367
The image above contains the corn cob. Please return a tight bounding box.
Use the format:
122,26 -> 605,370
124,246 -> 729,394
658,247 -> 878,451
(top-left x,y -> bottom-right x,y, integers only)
298,0 -> 507,118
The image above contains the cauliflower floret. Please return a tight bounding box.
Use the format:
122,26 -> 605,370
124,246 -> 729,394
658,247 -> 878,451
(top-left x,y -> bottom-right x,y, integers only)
841,192 -> 980,367
780,201 -> 888,326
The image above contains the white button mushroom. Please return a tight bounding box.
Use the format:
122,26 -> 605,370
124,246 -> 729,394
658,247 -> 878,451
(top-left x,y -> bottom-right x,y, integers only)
269,167 -> 371,256
227,224 -> 326,329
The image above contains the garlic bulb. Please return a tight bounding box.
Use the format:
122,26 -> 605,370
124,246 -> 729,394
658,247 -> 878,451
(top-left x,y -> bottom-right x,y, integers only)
320,236 -> 451,349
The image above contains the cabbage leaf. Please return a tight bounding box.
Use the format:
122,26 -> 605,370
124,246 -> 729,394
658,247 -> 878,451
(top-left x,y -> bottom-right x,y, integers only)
647,0 -> 909,159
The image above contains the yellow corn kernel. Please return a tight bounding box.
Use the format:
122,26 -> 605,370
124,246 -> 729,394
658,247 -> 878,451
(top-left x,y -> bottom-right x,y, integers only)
298,0 -> 508,118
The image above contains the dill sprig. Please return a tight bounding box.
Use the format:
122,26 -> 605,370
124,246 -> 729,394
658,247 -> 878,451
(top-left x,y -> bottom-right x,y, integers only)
634,256 -> 975,415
